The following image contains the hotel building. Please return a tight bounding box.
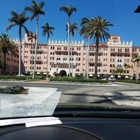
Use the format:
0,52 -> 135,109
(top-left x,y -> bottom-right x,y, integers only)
0,34 -> 135,76
11,33 -> 140,77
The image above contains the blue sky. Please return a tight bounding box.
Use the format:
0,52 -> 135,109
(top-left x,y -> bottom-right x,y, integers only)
1,0 -> 140,46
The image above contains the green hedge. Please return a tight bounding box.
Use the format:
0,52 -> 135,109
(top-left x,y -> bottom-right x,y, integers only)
0,75 -> 45,80
116,79 -> 140,84
50,77 -> 108,83
0,75 -> 26,80
26,76 -> 45,80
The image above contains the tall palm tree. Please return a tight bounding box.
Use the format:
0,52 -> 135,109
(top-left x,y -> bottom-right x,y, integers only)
66,23 -> 78,76
25,0 -> 45,79
6,11 -> 29,76
59,4 -> 76,77
42,22 -> 55,75
0,33 -> 17,74
132,54 -> 140,78
80,16 -> 113,78
27,31 -> 36,73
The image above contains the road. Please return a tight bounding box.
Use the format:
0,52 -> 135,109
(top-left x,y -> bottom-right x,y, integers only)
0,81 -> 140,107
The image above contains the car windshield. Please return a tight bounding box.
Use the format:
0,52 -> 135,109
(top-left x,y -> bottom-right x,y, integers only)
0,0 -> 140,119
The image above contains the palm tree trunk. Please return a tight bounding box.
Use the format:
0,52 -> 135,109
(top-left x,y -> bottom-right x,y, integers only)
19,26 -> 22,76
47,36 -> 49,77
85,40 -> 87,77
31,41 -> 33,73
3,53 -> 6,74
33,16 -> 38,79
86,37 -> 90,79
71,35 -> 73,77
137,61 -> 139,79
67,21 -> 70,77
95,36 -> 99,78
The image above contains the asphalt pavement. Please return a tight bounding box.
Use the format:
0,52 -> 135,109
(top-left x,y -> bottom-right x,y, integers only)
0,81 -> 140,108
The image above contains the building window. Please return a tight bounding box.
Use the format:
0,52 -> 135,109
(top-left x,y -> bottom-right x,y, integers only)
118,54 -> 122,57
111,54 -> 115,57
51,46 -> 54,50
118,49 -> 122,52
125,48 -> 129,52
111,48 -> 115,51
77,47 -> 81,50
132,48 -> 137,52
57,47 -> 61,50
64,47 -> 67,50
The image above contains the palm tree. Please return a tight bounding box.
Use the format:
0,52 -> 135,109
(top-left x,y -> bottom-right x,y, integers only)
59,4 -> 76,77
0,59 -> 7,71
132,54 -> 140,78
27,31 -> 36,73
25,0 -> 45,79
124,63 -> 131,74
0,33 -> 17,74
42,22 -> 55,75
66,23 -> 78,76
6,11 -> 29,76
80,16 -> 113,78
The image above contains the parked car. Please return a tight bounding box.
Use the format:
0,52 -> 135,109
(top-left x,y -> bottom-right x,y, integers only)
108,77 -> 116,82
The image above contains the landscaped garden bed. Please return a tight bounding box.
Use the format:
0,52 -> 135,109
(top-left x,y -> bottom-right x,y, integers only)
0,85 -> 28,94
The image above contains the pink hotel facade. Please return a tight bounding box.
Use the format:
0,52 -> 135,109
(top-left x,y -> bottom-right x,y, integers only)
20,33 -> 140,77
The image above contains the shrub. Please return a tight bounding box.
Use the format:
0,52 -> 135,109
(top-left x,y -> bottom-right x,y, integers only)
0,75 -> 26,80
50,77 -> 108,83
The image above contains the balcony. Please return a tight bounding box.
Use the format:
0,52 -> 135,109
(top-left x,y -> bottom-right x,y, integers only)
30,48 -> 43,51
132,52 -> 138,54
55,49 -> 77,53
30,58 -> 42,61
89,61 -> 102,64
111,51 -> 130,54
89,51 -> 103,54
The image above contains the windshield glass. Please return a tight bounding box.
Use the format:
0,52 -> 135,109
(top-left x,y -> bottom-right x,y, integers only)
0,0 -> 140,118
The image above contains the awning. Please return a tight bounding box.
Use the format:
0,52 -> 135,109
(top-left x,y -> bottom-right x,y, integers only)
37,72 -> 40,74
125,75 -> 129,78
43,72 -> 47,75
30,72 -> 33,74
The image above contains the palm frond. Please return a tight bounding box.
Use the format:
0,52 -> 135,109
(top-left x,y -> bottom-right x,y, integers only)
39,1 -> 45,9
6,23 -> 17,32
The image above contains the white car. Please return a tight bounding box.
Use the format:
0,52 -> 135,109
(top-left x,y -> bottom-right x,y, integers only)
108,77 -> 116,82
